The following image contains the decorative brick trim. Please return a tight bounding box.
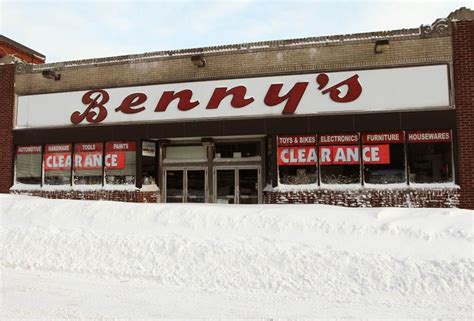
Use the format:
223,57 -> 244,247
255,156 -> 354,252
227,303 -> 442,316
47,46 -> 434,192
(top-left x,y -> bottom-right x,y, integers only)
264,188 -> 459,208
10,189 -> 159,203
0,64 -> 15,194
452,19 -> 474,209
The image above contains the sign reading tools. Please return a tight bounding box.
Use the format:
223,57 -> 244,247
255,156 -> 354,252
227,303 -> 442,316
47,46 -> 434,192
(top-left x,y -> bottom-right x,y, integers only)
277,133 -> 395,166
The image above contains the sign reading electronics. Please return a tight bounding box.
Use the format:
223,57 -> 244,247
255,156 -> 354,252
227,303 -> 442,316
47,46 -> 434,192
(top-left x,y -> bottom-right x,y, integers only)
16,65 -> 450,128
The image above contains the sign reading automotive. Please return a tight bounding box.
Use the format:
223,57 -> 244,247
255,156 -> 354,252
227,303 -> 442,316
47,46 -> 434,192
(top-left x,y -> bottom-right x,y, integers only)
16,65 -> 450,128
16,145 -> 41,154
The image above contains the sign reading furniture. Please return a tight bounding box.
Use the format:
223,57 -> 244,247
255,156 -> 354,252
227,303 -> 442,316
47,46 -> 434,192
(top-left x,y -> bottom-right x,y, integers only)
16,65 -> 450,129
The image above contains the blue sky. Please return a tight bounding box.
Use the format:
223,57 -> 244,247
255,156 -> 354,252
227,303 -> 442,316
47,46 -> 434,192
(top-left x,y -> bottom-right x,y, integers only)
0,0 -> 471,63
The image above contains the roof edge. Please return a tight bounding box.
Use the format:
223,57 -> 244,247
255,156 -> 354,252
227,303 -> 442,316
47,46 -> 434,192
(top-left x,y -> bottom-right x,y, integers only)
0,35 -> 46,60
21,27 -> 424,73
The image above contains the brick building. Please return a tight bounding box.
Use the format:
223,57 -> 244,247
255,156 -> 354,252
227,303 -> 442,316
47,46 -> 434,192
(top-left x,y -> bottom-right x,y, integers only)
1,8 -> 473,208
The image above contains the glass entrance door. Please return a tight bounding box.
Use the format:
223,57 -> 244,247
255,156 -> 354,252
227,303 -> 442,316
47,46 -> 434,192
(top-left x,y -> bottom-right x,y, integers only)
166,170 -> 184,203
238,169 -> 259,204
216,169 -> 236,204
186,170 -> 206,203
215,167 -> 260,204
165,169 -> 206,203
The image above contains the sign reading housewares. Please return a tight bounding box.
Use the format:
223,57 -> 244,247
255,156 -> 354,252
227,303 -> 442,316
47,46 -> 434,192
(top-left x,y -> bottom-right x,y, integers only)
16,65 -> 450,129
407,130 -> 451,143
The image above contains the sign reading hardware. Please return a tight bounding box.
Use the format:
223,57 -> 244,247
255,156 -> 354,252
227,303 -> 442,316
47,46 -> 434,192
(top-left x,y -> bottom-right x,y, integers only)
16,65 -> 450,128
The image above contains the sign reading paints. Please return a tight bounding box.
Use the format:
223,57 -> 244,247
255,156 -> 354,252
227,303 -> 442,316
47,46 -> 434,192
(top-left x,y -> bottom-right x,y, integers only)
16,65 -> 450,128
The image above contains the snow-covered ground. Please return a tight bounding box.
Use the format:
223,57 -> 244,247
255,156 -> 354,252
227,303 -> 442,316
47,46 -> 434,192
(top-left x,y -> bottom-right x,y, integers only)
1,194 -> 472,319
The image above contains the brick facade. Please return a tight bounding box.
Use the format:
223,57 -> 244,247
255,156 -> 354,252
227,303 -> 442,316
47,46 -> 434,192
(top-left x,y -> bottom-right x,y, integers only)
6,10 -> 473,208
0,64 -> 15,194
453,19 -> 474,209
264,188 -> 459,208
15,34 -> 452,96
10,189 -> 159,203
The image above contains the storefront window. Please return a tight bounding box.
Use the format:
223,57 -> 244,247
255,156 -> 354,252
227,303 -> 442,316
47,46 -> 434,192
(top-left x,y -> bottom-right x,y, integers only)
277,135 -> 318,185
15,145 -> 42,185
73,143 -> 103,185
141,141 -> 157,185
407,130 -> 453,184
43,144 -> 72,185
215,142 -> 260,158
105,141 -> 136,185
362,132 -> 406,184
319,134 -> 360,184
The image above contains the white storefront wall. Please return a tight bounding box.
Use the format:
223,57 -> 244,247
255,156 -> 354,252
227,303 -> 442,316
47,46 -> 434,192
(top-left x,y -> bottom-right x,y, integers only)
16,64 -> 451,129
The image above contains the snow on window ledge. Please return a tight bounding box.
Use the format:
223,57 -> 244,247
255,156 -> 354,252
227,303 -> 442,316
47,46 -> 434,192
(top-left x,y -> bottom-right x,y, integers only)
10,183 -> 160,192
265,182 -> 459,193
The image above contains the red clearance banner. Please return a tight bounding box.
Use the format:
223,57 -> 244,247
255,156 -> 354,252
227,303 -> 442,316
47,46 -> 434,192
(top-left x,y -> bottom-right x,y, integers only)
407,130 -> 451,143
277,135 -> 317,147
278,146 -> 318,165
105,141 -> 136,151
319,133 -> 359,145
104,152 -> 126,169
44,153 -> 71,170
74,152 -> 125,170
16,145 -> 41,154
363,131 -> 404,144
74,143 -> 104,170
319,145 -> 390,165
278,145 -> 390,166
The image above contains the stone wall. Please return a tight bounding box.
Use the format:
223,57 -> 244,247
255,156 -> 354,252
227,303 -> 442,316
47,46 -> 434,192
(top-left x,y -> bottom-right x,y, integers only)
264,188 -> 460,208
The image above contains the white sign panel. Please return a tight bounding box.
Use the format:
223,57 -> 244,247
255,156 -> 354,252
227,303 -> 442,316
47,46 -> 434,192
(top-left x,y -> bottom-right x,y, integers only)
16,64 -> 451,129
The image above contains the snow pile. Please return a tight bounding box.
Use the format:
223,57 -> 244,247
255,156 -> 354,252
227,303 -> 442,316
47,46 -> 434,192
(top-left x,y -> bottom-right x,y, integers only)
1,194 -> 472,319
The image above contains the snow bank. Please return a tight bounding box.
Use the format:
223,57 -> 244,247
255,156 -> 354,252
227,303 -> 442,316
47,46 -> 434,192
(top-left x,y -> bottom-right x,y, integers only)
1,194 -> 472,319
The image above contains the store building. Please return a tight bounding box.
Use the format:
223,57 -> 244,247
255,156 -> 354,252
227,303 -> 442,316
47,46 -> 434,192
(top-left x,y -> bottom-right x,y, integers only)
1,8 -> 473,208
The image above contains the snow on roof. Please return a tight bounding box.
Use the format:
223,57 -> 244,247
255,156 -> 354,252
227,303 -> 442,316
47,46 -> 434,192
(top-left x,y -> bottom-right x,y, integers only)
23,27 -> 423,73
